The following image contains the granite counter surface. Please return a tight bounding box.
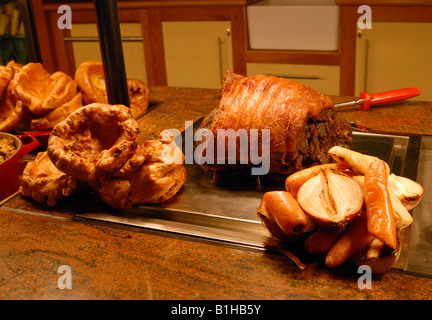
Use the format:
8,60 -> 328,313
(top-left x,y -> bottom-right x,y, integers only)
1,86 -> 431,300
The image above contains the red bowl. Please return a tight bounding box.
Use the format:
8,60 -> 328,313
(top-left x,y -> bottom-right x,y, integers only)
0,132 -> 40,202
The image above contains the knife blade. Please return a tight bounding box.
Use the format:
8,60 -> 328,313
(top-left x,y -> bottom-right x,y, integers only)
335,87 -> 421,110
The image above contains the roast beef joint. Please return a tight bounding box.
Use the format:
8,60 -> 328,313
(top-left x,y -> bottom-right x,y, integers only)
198,71 -> 353,178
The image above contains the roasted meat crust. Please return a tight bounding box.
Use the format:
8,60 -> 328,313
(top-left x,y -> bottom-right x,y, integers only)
19,151 -> 78,206
199,71 -> 352,176
47,103 -> 140,183
75,61 -> 149,118
97,137 -> 186,209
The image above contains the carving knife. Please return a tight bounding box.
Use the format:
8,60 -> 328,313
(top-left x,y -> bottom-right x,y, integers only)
334,87 -> 421,110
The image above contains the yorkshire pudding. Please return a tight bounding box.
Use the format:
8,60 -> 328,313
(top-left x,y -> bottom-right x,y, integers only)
19,151 -> 78,206
97,134 -> 186,209
75,61 -> 149,118
127,78 -> 150,119
199,71 -> 352,177
14,62 -> 78,115
6,60 -> 23,72
0,67 -> 27,132
47,103 -> 140,183
0,61 -> 22,98
0,65 -> 13,98
29,92 -> 84,131
0,94 -> 26,133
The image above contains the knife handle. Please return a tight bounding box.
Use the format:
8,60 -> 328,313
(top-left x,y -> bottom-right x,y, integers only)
359,87 -> 421,110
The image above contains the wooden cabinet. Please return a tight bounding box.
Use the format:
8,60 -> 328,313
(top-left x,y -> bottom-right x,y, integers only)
70,23 -> 148,82
31,1 -> 432,97
247,63 -> 340,96
337,1 -> 432,98
31,0 -> 248,88
355,22 -> 432,101
162,21 -> 233,89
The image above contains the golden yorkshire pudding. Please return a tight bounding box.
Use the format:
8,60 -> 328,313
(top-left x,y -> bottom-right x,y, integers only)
127,78 -> 150,119
0,93 -> 26,132
29,92 -> 84,131
75,61 -> 149,118
0,60 -> 23,99
13,62 -> 78,115
0,66 -> 27,132
74,61 -> 106,104
97,134 -> 186,209
47,103 -> 140,183
0,64 -> 13,98
19,151 -> 78,207
6,60 -> 24,72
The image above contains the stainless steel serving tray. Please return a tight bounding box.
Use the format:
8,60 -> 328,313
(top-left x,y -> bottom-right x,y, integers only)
77,125 -> 432,276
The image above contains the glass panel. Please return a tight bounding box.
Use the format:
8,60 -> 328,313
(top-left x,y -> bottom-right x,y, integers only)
0,0 -> 29,65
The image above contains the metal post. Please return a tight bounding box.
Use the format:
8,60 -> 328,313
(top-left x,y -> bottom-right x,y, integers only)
93,0 -> 130,107
18,0 -> 42,63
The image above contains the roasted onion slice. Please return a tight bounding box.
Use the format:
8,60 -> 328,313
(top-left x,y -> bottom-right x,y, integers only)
387,173 -> 425,211
297,169 -> 364,229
